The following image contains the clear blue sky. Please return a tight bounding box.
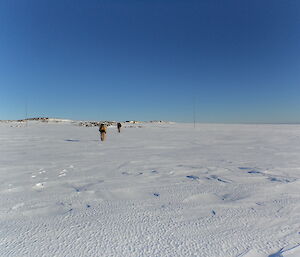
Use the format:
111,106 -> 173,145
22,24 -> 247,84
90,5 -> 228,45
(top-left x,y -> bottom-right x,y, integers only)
1,0 -> 299,123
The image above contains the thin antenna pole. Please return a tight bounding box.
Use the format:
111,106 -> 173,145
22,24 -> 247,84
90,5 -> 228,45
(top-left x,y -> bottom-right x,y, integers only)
193,96 -> 196,128
25,99 -> 28,127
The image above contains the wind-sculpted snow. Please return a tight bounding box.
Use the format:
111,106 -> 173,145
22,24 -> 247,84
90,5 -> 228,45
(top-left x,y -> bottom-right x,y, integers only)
0,121 -> 300,256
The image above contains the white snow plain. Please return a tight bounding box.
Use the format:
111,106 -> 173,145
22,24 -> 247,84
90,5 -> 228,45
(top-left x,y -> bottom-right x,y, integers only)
0,121 -> 300,257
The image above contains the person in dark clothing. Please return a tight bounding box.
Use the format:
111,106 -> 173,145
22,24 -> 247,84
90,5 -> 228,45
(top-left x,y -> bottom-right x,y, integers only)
117,122 -> 122,133
99,123 -> 107,141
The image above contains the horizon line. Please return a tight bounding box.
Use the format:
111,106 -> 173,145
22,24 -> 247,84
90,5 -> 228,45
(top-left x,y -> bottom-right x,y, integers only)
1,117 -> 300,125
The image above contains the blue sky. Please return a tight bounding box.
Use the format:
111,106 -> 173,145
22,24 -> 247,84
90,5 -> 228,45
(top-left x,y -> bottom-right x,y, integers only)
1,0 -> 299,123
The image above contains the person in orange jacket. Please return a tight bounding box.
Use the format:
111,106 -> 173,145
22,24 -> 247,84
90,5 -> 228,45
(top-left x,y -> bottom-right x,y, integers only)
99,123 -> 107,141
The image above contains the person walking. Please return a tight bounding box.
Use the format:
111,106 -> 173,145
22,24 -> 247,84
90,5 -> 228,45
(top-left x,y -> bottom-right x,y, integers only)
99,123 -> 107,141
117,122 -> 122,133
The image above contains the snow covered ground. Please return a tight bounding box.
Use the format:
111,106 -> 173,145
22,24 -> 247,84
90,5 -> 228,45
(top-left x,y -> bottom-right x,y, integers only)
0,121 -> 300,257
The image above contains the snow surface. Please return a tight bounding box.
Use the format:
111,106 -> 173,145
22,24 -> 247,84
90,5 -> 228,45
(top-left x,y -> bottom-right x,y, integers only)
0,121 -> 300,257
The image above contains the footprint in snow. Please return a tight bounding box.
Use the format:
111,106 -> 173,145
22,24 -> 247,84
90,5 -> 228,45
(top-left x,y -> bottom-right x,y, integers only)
238,167 -> 252,170
207,175 -> 230,183
248,170 -> 262,174
32,182 -> 45,191
268,177 -> 294,183
12,202 -> 25,210
186,175 -> 199,180
59,169 -> 68,177
64,139 -> 80,142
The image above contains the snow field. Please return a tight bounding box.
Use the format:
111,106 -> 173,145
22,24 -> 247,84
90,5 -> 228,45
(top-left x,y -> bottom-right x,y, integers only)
0,121 -> 300,256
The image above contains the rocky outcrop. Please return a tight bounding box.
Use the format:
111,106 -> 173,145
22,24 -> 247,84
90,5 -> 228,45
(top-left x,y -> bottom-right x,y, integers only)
78,121 -> 115,127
